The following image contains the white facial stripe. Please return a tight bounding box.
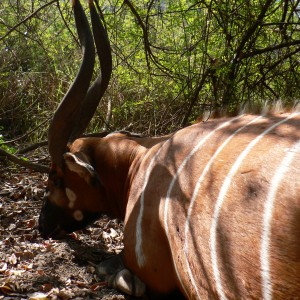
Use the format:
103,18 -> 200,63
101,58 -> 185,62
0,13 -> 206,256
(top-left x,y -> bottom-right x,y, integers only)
260,139 -> 300,300
210,113 -> 299,300
73,210 -> 83,221
65,187 -> 77,208
163,114 -> 244,296
183,115 -> 262,299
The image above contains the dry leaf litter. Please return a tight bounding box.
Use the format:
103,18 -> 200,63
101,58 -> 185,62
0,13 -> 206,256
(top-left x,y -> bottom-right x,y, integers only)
0,159 -> 130,300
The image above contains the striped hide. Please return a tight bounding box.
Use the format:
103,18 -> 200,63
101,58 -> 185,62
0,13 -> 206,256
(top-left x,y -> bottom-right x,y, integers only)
39,112 -> 300,299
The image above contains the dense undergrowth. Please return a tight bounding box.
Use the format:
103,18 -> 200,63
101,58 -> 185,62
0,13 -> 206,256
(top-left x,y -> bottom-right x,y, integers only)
0,0 -> 300,150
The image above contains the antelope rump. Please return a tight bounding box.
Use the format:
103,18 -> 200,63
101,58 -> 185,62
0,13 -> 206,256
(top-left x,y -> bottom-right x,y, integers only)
38,0 -> 300,299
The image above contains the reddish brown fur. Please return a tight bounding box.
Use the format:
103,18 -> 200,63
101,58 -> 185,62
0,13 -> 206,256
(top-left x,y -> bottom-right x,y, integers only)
39,1 -> 299,297
42,113 -> 300,298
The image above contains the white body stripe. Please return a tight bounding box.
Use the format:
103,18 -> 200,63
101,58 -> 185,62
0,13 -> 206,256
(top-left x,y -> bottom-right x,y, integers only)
136,116 -> 242,269
260,140 -> 300,300
135,112 -> 299,298
135,142 -> 169,267
183,115 -> 262,299
210,113 -> 299,300
163,115 -> 244,296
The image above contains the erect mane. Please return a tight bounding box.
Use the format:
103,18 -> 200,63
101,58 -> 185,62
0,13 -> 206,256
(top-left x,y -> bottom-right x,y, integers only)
196,100 -> 300,123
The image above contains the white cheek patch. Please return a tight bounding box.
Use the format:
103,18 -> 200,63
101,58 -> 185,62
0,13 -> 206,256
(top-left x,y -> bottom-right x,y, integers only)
73,210 -> 84,221
65,187 -> 77,208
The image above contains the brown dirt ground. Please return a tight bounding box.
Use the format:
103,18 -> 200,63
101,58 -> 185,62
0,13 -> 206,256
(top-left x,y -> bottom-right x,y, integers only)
0,160 -> 131,300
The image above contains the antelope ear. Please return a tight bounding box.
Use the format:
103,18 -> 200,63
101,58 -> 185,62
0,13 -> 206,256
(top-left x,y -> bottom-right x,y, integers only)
63,152 -> 98,185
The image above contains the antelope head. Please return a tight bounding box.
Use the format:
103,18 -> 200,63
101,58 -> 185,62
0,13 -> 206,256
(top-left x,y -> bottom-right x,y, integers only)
39,0 -> 112,239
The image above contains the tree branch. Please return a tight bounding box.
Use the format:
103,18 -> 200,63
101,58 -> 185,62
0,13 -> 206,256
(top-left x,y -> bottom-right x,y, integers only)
57,0 -> 80,47
17,140 -> 48,155
123,0 -> 151,70
1,118 -> 49,144
234,0 -> 275,62
241,40 -> 300,59
0,148 -> 49,173
0,0 -> 57,41
123,0 -> 177,77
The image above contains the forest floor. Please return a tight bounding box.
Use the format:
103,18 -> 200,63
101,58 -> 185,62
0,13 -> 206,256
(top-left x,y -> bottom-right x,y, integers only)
0,161 -> 131,300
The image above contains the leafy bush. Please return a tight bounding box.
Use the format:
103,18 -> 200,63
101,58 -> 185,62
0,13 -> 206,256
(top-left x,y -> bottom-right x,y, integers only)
0,0 -> 299,145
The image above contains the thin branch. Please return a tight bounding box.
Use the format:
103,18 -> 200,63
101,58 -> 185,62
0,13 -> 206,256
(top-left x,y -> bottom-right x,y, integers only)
221,0 -> 276,106
0,0 -> 57,41
241,40 -> 300,59
181,67 -> 212,127
1,118 -> 49,144
234,0 -> 275,62
123,0 -> 176,77
123,0 -> 151,70
57,0 -> 80,47
261,22 -> 300,26
17,140 -> 48,155
0,148 -> 49,173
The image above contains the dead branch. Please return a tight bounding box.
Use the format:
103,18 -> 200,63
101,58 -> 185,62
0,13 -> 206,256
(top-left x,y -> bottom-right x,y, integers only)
0,148 -> 49,173
17,140 -> 48,155
1,118 -> 49,144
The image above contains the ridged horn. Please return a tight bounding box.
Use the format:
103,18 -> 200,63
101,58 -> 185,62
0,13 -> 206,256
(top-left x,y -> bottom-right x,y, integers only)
69,0 -> 112,141
48,0 -> 95,169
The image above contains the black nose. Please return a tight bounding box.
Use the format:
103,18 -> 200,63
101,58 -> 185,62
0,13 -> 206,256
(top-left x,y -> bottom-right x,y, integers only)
38,199 -> 68,239
38,218 -> 68,239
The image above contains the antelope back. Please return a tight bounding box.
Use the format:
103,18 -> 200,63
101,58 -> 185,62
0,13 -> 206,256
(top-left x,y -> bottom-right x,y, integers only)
123,113 -> 300,298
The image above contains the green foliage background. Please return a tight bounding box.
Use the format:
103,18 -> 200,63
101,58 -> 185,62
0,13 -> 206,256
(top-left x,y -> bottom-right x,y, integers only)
0,0 -> 300,146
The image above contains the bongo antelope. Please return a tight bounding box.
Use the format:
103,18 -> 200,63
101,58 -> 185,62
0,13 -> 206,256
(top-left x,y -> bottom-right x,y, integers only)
39,0 -> 300,298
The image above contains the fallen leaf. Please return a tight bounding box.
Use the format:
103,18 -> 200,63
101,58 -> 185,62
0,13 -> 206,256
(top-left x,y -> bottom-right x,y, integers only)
27,292 -> 49,300
6,269 -> 25,276
23,262 -> 33,270
37,269 -> 45,275
0,262 -> 7,272
8,253 -> 17,265
109,228 -> 118,238
24,219 -> 36,229
0,283 -> 14,295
